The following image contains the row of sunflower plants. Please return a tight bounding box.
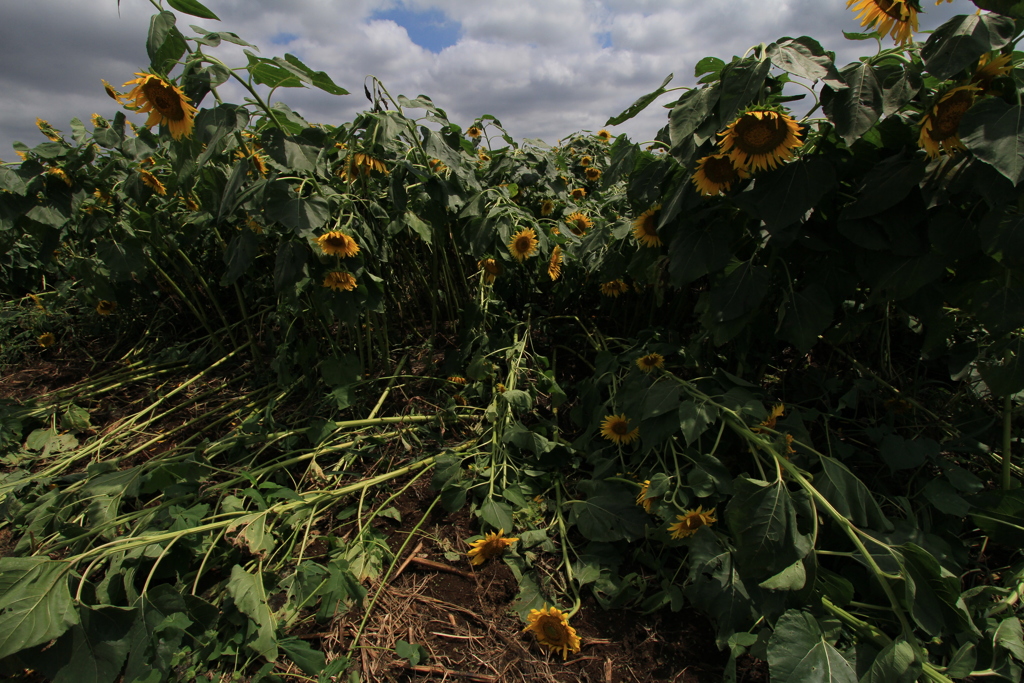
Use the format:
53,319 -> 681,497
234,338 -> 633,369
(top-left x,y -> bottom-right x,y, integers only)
1,0 -> 1024,680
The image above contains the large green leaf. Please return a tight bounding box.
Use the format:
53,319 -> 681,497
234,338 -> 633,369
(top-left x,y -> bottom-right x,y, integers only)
668,85 -> 720,151
767,610 -> 857,683
706,261 -> 770,324
265,183 -> 329,236
42,605 -> 135,683
227,565 -> 278,662
778,284 -> 833,353
814,455 -> 891,530
822,62 -> 882,145
841,154 -> 926,220
735,157 -> 836,234
725,477 -> 814,582
967,489 -> 1024,547
221,228 -> 260,286
896,543 -> 977,637
767,36 -> 843,87
606,73 -> 673,126
683,530 -> 757,647
667,219 -> 735,286
478,498 -> 514,533
978,336 -> 1024,396
147,12 -> 187,73
861,639 -> 920,683
571,481 -> 649,542
123,585 -> 194,683
0,557 -> 78,659
719,58 -> 772,124
969,277 -> 1024,336
168,0 -> 220,19
961,97 -> 1024,185
921,13 -> 1015,81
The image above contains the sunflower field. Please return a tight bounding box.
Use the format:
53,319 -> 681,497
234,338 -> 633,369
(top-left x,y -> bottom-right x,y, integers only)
2,0 -> 1024,681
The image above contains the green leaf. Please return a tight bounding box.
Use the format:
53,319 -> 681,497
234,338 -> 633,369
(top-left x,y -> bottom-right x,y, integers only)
960,97 -> 1024,185
860,638 -> 920,683
217,158 -> 250,223
767,37 -> 842,87
822,62 -> 882,145
279,636 -> 326,675
0,167 -> 27,195
758,558 -> 807,591
226,565 -> 278,662
478,498 -> 514,533
168,0 -> 220,19
978,339 -> 1024,396
972,0 -> 1024,21
967,488 -> 1024,547
735,157 -> 836,234
571,481 -> 649,542
993,616 -> 1024,661
778,284 -> 833,353
221,228 -> 259,286
706,262 -> 770,324
921,478 -> 969,517
97,239 -> 149,282
841,154 -> 926,220
61,404 -> 92,432
280,54 -> 349,95
879,434 -> 938,471
395,640 -> 428,667
669,86 -> 720,153
694,56 -> 726,80
606,73 -> 673,126
226,512 -> 276,558
921,13 -> 1015,81
499,389 -> 533,412
0,558 -> 78,659
970,277 -> 1024,336
683,530 -> 757,648
767,610 -> 857,683
504,423 -> 556,455
980,213 -> 1024,269
147,12 -> 187,72
45,605 -> 135,683
641,380 -> 680,419
814,455 -> 892,530
725,477 -> 814,582
273,240 -> 309,294
678,400 -> 719,446
719,58 -> 772,124
897,543 -> 977,636
321,354 -> 361,387
265,183 -> 329,236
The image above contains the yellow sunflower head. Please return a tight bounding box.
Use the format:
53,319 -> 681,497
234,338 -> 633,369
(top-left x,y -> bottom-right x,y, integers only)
508,228 -> 540,262
918,85 -> 979,159
719,109 -> 803,173
752,403 -> 785,433
322,271 -> 357,292
636,480 -> 656,512
600,279 -> 629,298
38,332 -> 56,348
466,125 -> 483,138
632,205 -> 663,248
102,79 -> 124,102
585,167 -> 602,181
36,118 -> 61,142
600,413 -> 639,445
91,113 -> 107,128
96,300 -> 117,316
47,168 -> 72,187
668,505 -> 717,539
122,73 -> 197,140
522,606 -> 581,659
692,154 -> 750,196
479,258 -> 503,283
478,150 -> 491,163
846,0 -> 919,45
636,352 -> 665,373
596,129 -> 613,142
579,155 -> 593,167
428,158 -> 449,173
548,245 -> 563,281
973,52 -> 1014,94
138,169 -> 167,195
467,529 -> 518,565
565,212 -> 593,236
317,231 -> 361,258
570,187 -> 587,201
540,199 -> 555,217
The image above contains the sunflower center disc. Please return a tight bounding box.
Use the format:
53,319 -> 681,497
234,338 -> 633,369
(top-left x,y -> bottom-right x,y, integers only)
704,157 -> 736,183
737,117 -> 785,154
144,82 -> 185,121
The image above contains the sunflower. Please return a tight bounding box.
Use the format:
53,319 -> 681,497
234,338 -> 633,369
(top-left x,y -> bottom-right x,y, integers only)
138,169 -> 167,195
478,150 -> 491,163
317,231 -> 361,258
102,79 -> 124,102
548,246 -> 563,281
322,271 -> 357,292
467,529 -> 519,565
38,333 -> 56,348
600,280 -> 629,297
540,199 -> 555,217
918,85 -> 979,159
47,168 -> 72,187
570,187 -> 587,201
448,376 -> 467,385
184,196 -> 200,211
600,413 -> 639,445
96,300 -> 117,316
632,205 -> 663,247
585,167 -> 602,181
972,52 -> 1014,95
91,113 -> 107,128
636,352 -> 665,373
237,145 -> 269,175
122,73 -> 198,140
479,258 -> 503,283
596,129 -> 612,142
565,212 -> 593,236
579,155 -> 593,167
752,403 -> 785,433
719,109 -> 803,173
692,154 -> 750,196
466,125 -> 483,138
428,158 -> 449,173
668,505 -> 717,539
337,152 -> 388,181
846,0 -> 919,45
523,606 -> 581,659
36,119 -> 61,142
508,228 -> 540,261
636,480 -> 656,512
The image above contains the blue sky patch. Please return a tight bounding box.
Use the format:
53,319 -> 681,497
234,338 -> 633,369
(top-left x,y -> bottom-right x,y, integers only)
371,6 -> 460,53
596,32 -> 612,49
270,32 -> 298,45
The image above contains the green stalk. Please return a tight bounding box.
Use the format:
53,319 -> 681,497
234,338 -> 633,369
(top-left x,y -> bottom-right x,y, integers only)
1002,393 -> 1013,491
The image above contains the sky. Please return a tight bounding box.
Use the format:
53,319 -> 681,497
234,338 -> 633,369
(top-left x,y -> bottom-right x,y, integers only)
0,0 -> 970,157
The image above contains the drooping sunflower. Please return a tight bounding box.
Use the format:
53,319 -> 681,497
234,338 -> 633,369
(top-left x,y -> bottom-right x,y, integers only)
428,158 -> 449,173
570,187 -> 587,201
600,280 -> 629,297
317,231 -> 361,258
467,529 -> 519,565
579,155 -> 593,167
38,332 -> 56,348
47,168 -> 72,187
668,505 -> 717,539
918,85 -> 979,159
322,271 -> 357,292
122,73 -> 198,140
596,129 -> 613,142
523,606 -> 581,659
236,145 -> 269,176
138,169 -> 167,195
585,167 -> 602,181
479,258 -> 503,283
565,212 -> 593,236
91,113 -> 107,128
971,52 -> 1014,96
719,109 -> 803,173
508,228 -> 539,261
692,154 -> 750,196
846,0 -> 920,45
36,118 -> 61,142
96,300 -> 117,316
636,352 -> 665,373
751,404 -> 785,433
478,150 -> 491,163
600,413 -> 639,445
548,246 -> 563,281
632,205 -> 663,247
102,79 -> 124,102
636,480 -> 656,512
540,199 -> 555,217
466,125 -> 483,138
